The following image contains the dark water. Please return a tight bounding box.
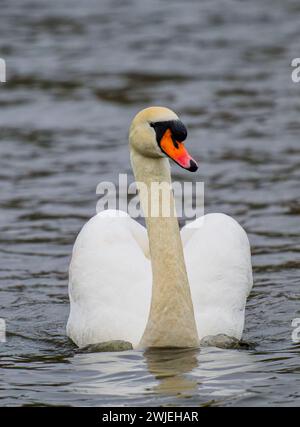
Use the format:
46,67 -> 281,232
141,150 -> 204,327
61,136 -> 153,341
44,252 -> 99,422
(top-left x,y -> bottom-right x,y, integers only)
0,0 -> 300,406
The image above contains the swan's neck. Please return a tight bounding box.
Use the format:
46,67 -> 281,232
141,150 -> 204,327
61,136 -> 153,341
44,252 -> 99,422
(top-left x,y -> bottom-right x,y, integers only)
130,148 -> 199,348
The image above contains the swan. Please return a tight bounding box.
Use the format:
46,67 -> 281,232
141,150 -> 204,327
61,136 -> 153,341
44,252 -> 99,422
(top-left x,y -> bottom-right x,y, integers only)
67,106 -> 253,349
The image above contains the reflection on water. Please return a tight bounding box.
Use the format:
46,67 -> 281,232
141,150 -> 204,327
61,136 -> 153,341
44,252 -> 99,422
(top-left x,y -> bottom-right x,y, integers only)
144,348 -> 199,397
55,346 -> 281,407
0,0 -> 300,407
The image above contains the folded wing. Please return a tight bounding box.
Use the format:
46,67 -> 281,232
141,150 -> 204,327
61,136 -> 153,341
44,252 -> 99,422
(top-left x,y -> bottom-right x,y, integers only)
182,213 -> 253,340
67,210 -> 151,348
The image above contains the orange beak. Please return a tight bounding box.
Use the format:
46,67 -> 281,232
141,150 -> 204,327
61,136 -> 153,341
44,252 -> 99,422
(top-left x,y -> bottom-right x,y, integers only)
159,129 -> 198,172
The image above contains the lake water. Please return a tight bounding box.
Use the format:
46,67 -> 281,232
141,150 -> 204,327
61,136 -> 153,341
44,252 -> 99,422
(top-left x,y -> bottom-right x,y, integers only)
0,0 -> 299,407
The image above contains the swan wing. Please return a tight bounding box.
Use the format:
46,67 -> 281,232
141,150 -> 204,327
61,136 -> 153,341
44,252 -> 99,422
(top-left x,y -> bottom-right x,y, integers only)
181,213 -> 253,340
67,210 -> 151,348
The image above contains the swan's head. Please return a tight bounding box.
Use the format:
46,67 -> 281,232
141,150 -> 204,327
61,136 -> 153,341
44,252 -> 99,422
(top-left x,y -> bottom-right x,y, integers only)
129,106 -> 198,172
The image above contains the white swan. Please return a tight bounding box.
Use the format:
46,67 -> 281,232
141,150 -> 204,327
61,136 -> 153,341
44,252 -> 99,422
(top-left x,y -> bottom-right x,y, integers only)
67,106 -> 253,349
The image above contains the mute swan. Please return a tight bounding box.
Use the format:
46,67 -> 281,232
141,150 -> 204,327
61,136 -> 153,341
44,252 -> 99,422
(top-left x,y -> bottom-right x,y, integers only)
67,106 -> 253,349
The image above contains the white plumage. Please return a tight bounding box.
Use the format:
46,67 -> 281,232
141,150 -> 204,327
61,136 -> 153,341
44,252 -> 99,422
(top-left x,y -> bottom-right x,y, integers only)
67,210 -> 252,348
182,213 -> 252,340
67,211 -> 151,348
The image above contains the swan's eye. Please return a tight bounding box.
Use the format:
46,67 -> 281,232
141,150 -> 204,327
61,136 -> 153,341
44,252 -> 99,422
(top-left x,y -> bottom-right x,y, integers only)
150,120 -> 187,145
171,120 -> 187,142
